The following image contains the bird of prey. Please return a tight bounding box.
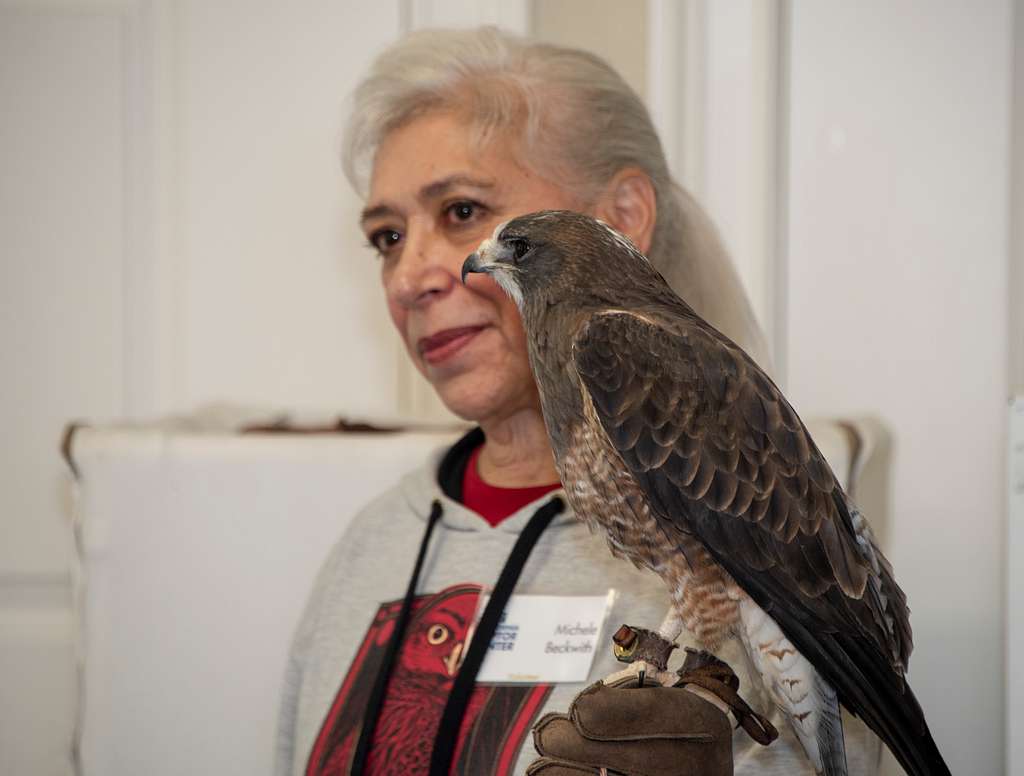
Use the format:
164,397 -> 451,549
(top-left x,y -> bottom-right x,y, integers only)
462,210 -> 950,776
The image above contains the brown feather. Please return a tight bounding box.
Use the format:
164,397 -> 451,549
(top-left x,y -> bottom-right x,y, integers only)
486,209 -> 944,776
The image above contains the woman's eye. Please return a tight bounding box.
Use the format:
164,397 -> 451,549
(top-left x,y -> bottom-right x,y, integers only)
445,200 -> 483,224
368,228 -> 402,255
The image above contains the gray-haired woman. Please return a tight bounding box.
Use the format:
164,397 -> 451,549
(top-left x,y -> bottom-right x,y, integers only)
275,27 -> 878,776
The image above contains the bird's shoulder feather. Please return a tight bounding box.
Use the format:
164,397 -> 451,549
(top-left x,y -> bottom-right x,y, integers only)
571,308 -> 910,672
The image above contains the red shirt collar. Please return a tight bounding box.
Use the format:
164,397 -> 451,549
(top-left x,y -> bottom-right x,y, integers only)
461,444 -> 561,527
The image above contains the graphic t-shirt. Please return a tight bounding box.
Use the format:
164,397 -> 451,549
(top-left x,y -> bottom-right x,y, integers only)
305,584 -> 552,775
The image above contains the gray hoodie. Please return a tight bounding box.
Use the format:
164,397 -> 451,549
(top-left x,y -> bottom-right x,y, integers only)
274,437 -> 880,775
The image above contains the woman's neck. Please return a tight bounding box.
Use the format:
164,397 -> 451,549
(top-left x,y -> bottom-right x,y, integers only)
477,408 -> 559,488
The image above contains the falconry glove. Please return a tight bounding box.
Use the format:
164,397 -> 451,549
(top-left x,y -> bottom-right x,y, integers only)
527,649 -> 777,776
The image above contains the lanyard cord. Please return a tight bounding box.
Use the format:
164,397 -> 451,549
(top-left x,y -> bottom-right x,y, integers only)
428,496 -> 564,776
349,499 -> 444,776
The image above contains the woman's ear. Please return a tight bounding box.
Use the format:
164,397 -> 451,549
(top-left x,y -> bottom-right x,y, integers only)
593,168 -> 658,254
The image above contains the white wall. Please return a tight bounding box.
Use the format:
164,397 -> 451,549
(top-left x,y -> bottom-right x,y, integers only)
786,2 -> 1012,774
0,2 -> 408,773
532,0 -> 647,99
170,1 -> 404,417
1,8 -> 125,774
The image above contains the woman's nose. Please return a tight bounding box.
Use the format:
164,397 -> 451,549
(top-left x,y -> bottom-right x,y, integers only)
386,224 -> 457,309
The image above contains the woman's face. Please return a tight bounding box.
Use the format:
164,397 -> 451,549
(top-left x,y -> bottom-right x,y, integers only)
362,112 -> 583,423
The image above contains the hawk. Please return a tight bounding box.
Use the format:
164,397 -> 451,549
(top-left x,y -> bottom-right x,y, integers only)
461,210 -> 949,776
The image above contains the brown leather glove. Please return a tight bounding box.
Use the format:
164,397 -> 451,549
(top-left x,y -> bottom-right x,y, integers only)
528,676 -> 732,776
527,648 -> 777,776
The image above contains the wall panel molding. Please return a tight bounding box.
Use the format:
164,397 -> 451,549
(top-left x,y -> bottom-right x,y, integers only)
1009,0 -> 1024,767
701,0 -> 787,379
0,4 -> 158,773
646,0 -> 704,194
650,0 -> 789,376
1009,397 -> 1024,776
0,0 -> 180,419
120,0 -> 182,418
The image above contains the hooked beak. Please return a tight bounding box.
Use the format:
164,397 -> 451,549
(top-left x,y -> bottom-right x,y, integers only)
460,253 -> 482,285
461,237 -> 512,284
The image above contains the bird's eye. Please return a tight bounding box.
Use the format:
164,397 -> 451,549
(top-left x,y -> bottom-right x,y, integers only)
508,238 -> 530,262
426,624 -> 450,645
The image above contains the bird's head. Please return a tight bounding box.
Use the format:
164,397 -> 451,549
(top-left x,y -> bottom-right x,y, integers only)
461,210 -> 653,316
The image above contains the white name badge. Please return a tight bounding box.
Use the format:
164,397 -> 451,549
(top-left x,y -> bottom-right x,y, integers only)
474,590 -> 616,684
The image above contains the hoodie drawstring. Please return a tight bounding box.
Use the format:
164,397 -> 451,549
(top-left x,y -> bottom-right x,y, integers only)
428,496 -> 564,776
350,499 -> 444,776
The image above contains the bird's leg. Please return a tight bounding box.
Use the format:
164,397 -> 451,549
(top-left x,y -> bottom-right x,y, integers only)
657,607 -> 685,644
602,624 -> 679,688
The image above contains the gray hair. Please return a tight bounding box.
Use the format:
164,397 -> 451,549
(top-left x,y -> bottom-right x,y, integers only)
342,27 -> 771,369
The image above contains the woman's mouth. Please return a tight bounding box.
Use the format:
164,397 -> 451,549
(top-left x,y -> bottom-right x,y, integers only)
418,326 -> 486,364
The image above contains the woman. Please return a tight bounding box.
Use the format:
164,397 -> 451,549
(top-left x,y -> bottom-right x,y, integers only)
276,27 -> 877,776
